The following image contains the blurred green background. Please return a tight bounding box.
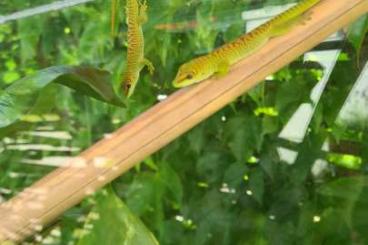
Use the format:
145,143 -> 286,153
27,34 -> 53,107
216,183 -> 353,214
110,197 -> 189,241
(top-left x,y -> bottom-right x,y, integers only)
0,0 -> 368,244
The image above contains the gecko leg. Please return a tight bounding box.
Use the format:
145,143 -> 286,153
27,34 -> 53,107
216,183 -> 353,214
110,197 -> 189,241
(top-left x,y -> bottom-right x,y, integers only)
270,11 -> 312,37
215,61 -> 230,77
138,0 -> 148,24
141,58 -> 155,75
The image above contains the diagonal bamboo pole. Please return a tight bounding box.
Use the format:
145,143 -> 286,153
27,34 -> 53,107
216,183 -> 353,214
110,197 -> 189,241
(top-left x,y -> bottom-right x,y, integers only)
0,0 -> 367,242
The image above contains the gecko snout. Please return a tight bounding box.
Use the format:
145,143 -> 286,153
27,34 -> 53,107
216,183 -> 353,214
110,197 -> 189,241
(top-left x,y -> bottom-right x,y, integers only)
123,82 -> 132,96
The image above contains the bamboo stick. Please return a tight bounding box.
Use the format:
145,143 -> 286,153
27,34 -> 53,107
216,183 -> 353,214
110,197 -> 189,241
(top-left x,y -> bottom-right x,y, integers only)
0,0 -> 367,242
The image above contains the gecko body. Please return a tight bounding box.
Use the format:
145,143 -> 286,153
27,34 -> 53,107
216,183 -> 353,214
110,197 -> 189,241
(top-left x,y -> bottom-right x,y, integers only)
172,0 -> 320,88
122,0 -> 154,97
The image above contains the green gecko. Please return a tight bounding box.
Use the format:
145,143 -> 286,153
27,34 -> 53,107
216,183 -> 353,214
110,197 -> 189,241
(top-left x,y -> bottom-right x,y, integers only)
121,0 -> 154,98
172,0 -> 320,88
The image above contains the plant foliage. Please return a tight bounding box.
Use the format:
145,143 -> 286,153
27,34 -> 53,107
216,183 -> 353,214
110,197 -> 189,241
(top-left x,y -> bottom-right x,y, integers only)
0,0 -> 367,244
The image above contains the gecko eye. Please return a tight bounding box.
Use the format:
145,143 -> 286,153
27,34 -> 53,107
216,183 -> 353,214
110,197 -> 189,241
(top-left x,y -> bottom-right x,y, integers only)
186,74 -> 193,80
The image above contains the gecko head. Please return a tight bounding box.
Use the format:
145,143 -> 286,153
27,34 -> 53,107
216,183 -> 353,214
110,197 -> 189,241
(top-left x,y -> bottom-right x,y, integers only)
172,59 -> 213,88
122,78 -> 136,98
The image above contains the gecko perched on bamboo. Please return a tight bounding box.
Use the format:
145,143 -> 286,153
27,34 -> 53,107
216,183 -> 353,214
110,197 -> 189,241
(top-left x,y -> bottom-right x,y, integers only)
172,0 -> 320,88
121,0 -> 154,98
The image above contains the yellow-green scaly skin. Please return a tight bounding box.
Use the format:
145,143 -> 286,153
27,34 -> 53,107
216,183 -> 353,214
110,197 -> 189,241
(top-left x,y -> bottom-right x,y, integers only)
172,0 -> 320,88
122,0 -> 154,98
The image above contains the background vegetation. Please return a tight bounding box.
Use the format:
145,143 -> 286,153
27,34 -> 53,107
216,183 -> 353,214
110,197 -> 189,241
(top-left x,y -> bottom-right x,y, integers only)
0,0 -> 367,244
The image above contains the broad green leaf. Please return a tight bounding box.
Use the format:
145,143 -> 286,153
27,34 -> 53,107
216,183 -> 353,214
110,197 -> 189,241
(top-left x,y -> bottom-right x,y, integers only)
0,65 -> 124,128
77,188 -> 158,245
0,83 -> 59,138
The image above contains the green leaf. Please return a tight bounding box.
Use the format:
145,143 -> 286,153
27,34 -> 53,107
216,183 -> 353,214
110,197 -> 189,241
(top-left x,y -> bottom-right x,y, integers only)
197,152 -> 229,184
2,71 -> 21,84
317,176 -> 367,200
0,65 -> 124,128
248,168 -> 264,204
187,124 -> 206,154
18,16 -> 43,62
224,116 -> 263,162
275,70 -> 315,120
77,188 -> 158,245
54,66 -> 123,105
317,177 -> 368,227
223,162 -> 247,188
351,185 -> 368,239
126,173 -> 164,225
327,153 -> 362,170
348,15 -> 368,59
159,163 -> 183,207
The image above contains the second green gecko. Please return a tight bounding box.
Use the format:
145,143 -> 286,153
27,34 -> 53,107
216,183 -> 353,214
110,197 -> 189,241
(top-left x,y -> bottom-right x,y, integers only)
121,0 -> 154,98
172,0 -> 320,88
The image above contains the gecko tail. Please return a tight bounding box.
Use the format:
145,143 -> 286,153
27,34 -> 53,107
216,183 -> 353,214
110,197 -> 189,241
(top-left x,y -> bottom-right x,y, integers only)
111,0 -> 118,37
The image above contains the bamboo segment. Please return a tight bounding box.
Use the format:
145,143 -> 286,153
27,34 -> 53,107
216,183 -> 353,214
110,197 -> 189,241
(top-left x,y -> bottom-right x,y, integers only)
0,0 -> 367,242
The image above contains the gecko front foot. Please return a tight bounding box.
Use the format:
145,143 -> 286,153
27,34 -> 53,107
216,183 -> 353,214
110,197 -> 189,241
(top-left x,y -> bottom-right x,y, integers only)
142,58 -> 155,75
138,0 -> 148,24
215,61 -> 230,78
301,11 -> 313,25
